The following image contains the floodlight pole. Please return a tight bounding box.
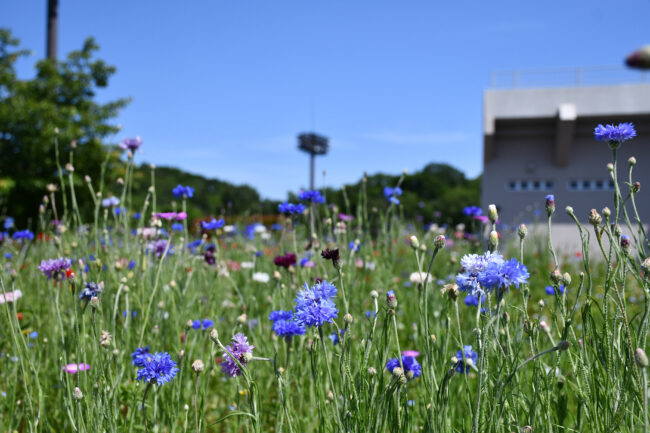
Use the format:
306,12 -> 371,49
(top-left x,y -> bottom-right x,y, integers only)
310,152 -> 315,190
46,0 -> 59,60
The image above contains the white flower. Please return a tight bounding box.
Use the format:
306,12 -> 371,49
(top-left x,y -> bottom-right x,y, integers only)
254,224 -> 267,233
252,272 -> 270,283
223,225 -> 236,233
409,272 -> 433,285
241,261 -> 254,269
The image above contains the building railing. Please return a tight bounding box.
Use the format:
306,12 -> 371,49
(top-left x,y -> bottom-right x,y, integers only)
489,66 -> 650,88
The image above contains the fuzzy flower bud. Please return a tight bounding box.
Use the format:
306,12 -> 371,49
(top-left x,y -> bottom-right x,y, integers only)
607,163 -> 614,172
550,268 -> 562,285
370,290 -> 378,299
487,204 -> 498,223
565,206 -> 574,215
545,194 -> 555,216
367,366 -> 377,376
557,340 -> 570,351
588,209 -> 602,226
540,320 -> 550,333
73,387 -> 83,401
209,328 -> 219,343
633,181 -> 641,193
636,348 -> 649,368
602,207 -> 611,218
433,235 -> 446,249
629,156 -> 637,166
562,273 -> 572,287
409,236 -> 419,249
488,231 -> 499,250
191,359 -> 205,374
386,290 -> 397,309
343,313 -> 353,324
99,330 -> 112,348
620,235 -> 631,255
518,224 -> 527,240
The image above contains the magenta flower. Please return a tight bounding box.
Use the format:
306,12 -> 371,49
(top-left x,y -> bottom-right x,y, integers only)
63,363 -> 90,374
402,350 -> 420,357
154,212 -> 187,221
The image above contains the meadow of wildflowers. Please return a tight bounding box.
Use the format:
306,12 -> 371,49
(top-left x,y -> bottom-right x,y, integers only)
0,123 -> 649,433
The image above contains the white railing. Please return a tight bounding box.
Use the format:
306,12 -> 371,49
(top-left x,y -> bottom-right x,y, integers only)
489,66 -> 650,88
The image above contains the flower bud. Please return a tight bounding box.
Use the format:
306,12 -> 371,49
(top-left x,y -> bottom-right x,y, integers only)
565,206 -> 574,215
635,348 -> 649,368
602,207 -> 611,218
386,290 -> 397,308
642,257 -> 650,275
370,290 -> 378,299
607,163 -> 614,172
487,204 -> 498,223
557,340 -> 570,351
633,181 -> 641,193
540,320 -> 550,333
550,268 -> 562,285
545,194 -> 555,216
562,272 -> 572,287
343,313 -> 353,324
65,163 -> 74,173
73,387 -> 83,401
588,209 -> 602,226
367,366 -> 377,376
488,231 -> 499,250
99,330 -> 112,348
433,235 -> 446,249
620,234 -> 631,255
191,359 -> 205,374
209,328 -> 219,343
518,224 -> 527,240
441,283 -> 459,301
629,156 -> 637,166
409,236 -> 419,249
237,313 -> 247,325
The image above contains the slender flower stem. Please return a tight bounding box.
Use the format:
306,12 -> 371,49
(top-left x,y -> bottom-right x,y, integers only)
318,327 -> 344,430
142,382 -> 152,433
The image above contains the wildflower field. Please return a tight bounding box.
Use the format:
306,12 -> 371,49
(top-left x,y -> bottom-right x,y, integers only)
0,123 -> 648,433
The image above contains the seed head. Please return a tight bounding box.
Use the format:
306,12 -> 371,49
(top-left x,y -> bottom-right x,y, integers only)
635,348 -> 649,368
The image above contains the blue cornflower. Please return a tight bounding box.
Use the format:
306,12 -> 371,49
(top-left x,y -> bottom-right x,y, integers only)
294,280 -> 338,327
4,252 -> 13,259
456,252 -> 528,297
271,223 -> 283,231
383,186 -> 403,200
28,331 -> 38,339
172,184 -> 194,199
133,212 -> 141,220
463,294 -> 485,307
278,202 -> 306,215
132,346 -> 151,366
389,196 -> 400,205
135,352 -> 179,386
329,328 -> 346,345
365,310 -> 377,319
349,241 -> 360,252
298,190 -> 326,204
594,122 -> 636,144
269,310 -> 294,322
191,320 -> 202,330
270,311 -> 306,338
454,345 -> 478,374
4,217 -> 14,230
79,282 -> 102,301
171,223 -> 184,231
12,230 -> 34,241
463,206 -> 482,217
128,260 -> 136,270
202,319 -> 214,329
202,219 -> 225,230
545,284 -> 566,296
386,355 -> 422,380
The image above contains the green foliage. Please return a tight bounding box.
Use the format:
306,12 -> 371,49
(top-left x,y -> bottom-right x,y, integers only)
0,28 -> 128,225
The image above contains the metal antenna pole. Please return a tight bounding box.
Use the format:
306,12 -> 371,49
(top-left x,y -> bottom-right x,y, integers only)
46,0 -> 59,60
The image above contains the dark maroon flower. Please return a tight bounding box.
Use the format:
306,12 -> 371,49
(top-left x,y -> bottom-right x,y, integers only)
274,253 -> 297,268
204,245 -> 216,265
321,248 -> 341,269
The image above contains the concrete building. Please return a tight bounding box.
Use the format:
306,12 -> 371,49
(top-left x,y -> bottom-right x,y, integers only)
482,80 -> 650,254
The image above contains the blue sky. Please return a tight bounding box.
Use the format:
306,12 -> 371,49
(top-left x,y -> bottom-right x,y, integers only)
3,1 -> 649,199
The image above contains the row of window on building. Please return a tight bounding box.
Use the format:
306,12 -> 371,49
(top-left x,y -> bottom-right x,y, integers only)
506,179 -> 615,192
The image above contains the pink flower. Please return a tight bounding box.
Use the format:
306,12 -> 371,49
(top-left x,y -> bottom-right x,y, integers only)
402,350 -> 420,357
0,290 -> 22,304
63,363 -> 90,374
338,213 -> 354,222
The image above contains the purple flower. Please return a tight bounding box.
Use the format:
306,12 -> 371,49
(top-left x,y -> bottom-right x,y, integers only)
594,123 -> 636,144
221,333 -> 254,377
119,137 -> 143,151
149,239 -> 172,258
38,257 -> 72,280
63,363 -> 90,374
79,282 -> 102,301
101,196 -> 120,207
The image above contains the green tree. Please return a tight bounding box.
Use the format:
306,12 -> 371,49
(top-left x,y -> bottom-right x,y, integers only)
0,28 -> 129,225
